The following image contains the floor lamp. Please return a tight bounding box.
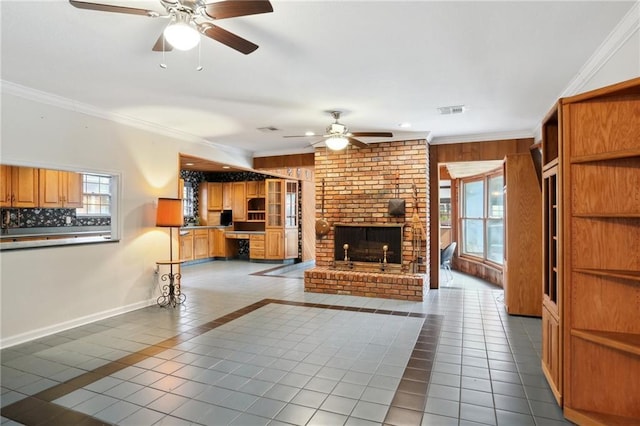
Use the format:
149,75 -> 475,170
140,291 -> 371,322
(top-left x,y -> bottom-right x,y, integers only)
156,197 -> 185,307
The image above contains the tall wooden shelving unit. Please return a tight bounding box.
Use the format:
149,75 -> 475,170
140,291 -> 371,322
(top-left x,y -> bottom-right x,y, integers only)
543,77 -> 640,424
541,105 -> 562,405
503,153 -> 542,317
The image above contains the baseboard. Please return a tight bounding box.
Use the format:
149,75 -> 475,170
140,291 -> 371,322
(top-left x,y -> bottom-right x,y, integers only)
0,298 -> 157,349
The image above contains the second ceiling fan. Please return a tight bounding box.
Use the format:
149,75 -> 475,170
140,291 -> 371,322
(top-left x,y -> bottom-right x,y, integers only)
287,111 -> 393,151
69,0 -> 273,54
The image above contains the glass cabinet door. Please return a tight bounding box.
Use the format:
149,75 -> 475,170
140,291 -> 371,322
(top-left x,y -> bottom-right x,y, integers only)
285,180 -> 298,228
266,179 -> 282,227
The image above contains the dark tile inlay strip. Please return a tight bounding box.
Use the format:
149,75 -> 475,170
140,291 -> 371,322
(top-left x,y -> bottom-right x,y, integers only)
2,298 -> 442,426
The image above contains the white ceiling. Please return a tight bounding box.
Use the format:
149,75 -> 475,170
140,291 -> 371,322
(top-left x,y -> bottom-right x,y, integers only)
1,1 -> 636,158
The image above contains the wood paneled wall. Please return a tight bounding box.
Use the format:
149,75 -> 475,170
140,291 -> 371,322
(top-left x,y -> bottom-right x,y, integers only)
429,138 -> 534,288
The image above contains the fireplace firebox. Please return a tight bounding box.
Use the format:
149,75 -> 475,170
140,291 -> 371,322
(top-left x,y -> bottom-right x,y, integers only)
334,224 -> 403,264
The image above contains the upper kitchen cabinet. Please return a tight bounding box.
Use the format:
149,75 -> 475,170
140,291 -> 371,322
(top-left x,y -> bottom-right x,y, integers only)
232,182 -> 246,222
0,165 -> 39,208
207,182 -> 223,211
246,180 -> 266,199
38,169 -> 83,208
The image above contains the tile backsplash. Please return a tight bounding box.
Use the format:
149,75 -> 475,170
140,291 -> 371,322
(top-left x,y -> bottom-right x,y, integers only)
0,208 -> 110,229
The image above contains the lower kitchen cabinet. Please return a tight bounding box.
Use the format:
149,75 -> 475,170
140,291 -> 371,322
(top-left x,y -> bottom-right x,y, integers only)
193,229 -> 209,260
179,232 -> 194,261
249,234 -> 265,259
265,229 -> 284,259
210,227 -> 233,258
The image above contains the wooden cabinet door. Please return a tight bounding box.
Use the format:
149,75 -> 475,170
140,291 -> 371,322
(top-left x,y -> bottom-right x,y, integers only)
63,171 -> 83,208
208,183 -> 223,211
213,229 -> 229,257
39,169 -> 63,208
180,233 -> 193,261
193,230 -> 209,259
222,182 -> 233,210
0,165 -> 12,207
232,182 -> 246,222
246,181 -> 258,198
284,228 -> 298,259
265,229 -> 284,259
208,229 -> 216,257
12,166 -> 39,208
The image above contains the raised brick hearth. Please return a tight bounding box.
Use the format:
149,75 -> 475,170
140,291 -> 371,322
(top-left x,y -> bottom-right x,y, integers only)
304,268 -> 425,301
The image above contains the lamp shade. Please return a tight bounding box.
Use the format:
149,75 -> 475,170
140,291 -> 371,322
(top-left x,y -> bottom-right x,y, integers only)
325,136 -> 349,151
156,198 -> 183,227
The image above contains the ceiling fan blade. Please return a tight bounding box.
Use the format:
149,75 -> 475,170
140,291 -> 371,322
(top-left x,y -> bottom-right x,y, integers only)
350,131 -> 393,138
348,137 -> 368,149
205,0 -> 273,20
152,33 -> 173,52
198,23 -> 258,54
69,0 -> 157,16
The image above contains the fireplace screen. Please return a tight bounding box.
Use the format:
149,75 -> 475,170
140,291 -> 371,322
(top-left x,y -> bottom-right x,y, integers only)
334,225 -> 403,264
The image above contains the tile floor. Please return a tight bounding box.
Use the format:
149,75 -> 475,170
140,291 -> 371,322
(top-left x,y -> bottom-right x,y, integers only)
1,260 -> 571,425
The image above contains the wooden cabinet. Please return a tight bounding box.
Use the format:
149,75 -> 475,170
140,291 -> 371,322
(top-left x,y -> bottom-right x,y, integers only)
210,227 -> 232,258
285,229 -> 298,259
246,180 -> 265,199
222,182 -> 233,210
265,179 -> 299,260
193,229 -> 209,260
543,77 -> 640,424
265,228 -> 284,259
502,153 -> 542,317
232,182 -> 246,222
208,183 -> 223,211
541,105 -> 563,406
0,165 -> 39,208
249,234 -> 265,259
179,232 -> 194,261
39,169 -> 83,208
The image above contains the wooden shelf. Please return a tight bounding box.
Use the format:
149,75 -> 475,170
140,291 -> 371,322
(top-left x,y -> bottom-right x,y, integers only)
572,329 -> 640,357
565,407 -> 640,426
570,148 -> 640,164
574,268 -> 640,282
574,213 -> 640,219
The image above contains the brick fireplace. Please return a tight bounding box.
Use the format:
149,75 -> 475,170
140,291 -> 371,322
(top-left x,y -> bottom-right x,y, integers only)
304,139 -> 429,301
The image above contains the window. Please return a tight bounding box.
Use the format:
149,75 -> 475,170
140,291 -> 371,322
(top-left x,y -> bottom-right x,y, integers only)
460,171 -> 504,265
183,182 -> 194,218
77,174 -> 111,216
439,180 -> 451,227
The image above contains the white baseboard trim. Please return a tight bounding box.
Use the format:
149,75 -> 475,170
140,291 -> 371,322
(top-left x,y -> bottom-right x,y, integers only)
0,298 -> 157,350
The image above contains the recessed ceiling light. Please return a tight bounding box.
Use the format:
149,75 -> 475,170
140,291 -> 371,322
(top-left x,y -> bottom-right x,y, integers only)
222,166 -> 230,169
399,122 -> 411,128
305,131 -> 315,136
185,162 -> 194,166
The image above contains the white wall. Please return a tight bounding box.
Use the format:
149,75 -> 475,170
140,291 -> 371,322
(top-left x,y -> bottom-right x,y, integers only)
0,90 -> 252,348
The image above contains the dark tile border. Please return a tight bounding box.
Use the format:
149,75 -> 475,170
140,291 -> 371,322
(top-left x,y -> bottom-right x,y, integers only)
2,299 -> 442,426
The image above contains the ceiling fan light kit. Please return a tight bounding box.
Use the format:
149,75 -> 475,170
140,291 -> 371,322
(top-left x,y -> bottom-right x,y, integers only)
163,13 -> 200,51
68,0 -> 273,55
325,136 -> 349,151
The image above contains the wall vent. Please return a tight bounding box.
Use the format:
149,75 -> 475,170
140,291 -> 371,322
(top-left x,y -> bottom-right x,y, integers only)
437,105 -> 466,115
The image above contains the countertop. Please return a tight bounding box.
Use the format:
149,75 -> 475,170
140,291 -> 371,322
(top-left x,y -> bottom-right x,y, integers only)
0,226 -> 111,239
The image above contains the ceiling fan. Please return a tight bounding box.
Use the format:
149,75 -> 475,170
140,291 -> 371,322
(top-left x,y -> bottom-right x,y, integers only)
68,0 -> 273,54
286,111 -> 393,150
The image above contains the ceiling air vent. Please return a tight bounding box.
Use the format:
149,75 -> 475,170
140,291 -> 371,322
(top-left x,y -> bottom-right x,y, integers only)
438,105 -> 466,115
257,126 -> 280,132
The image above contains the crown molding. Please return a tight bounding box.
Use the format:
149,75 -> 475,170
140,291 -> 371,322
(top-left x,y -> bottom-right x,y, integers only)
561,1 -> 640,98
430,130 -> 534,145
0,80 -> 251,159
532,2 -> 640,141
